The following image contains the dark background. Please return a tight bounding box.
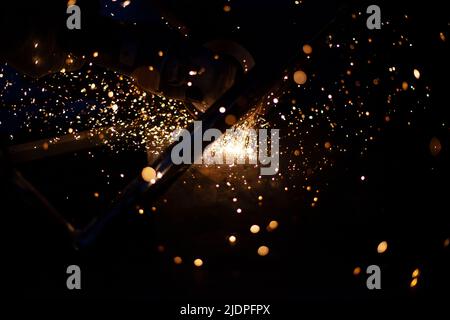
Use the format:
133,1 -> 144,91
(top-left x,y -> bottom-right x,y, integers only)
1,0 -> 449,314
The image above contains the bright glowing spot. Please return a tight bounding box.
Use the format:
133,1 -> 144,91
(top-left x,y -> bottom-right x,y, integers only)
267,220 -> 278,231
141,166 -> 156,183
219,107 -> 226,113
228,235 -> 237,244
413,69 -> 421,79
353,267 -> 361,276
93,51 -> 99,58
250,225 -> 260,234
377,241 -> 388,254
302,44 -> 313,55
410,278 -> 418,288
194,258 -> 203,267
412,268 -> 420,278
257,246 -> 269,256
203,120 -> 259,167
293,70 -> 307,85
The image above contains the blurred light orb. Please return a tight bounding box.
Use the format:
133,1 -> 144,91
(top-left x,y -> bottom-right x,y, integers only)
353,267 -> 362,276
293,70 -> 307,85
429,137 -> 442,156
225,114 -> 237,125
444,238 -> 450,248
228,235 -> 237,244
141,166 -> 156,183
194,258 -> 203,267
250,225 -> 260,234
267,220 -> 279,231
174,256 -> 183,265
377,241 -> 388,254
302,44 -> 313,55
257,246 -> 269,256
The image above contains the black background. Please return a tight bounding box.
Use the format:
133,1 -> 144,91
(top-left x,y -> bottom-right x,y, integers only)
1,0 -> 449,314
